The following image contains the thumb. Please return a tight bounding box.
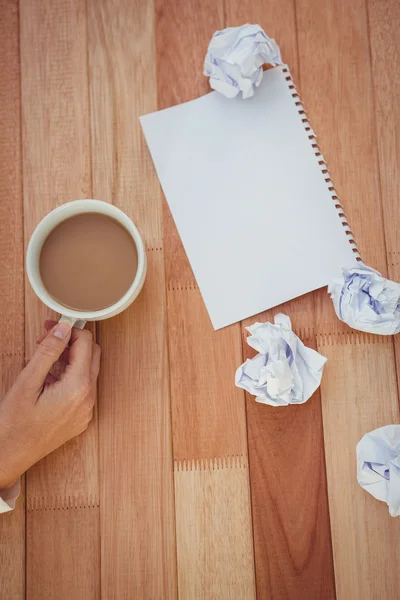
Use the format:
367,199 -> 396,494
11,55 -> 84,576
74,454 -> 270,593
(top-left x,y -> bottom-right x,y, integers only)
24,322 -> 72,390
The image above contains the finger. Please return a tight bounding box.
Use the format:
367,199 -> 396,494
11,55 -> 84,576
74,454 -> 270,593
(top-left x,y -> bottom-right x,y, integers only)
36,333 -> 46,345
36,321 -> 58,345
36,331 -> 48,345
90,343 -> 101,385
83,408 -> 94,430
63,328 -> 93,380
23,322 -> 72,391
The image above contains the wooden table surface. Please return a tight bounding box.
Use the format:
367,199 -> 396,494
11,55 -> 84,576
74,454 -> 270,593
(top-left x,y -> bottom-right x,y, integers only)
1,0 -> 400,598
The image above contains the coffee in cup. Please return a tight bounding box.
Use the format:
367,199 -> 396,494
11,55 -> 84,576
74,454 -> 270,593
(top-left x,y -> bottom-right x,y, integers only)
27,200 -> 147,325
40,212 -> 138,312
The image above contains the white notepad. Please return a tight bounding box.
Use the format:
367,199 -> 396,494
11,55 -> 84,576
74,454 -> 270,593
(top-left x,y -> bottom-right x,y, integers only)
140,66 -> 358,329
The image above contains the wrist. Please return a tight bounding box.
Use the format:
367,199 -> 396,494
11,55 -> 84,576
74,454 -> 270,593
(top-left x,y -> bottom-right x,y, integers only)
0,424 -> 27,489
0,453 -> 22,489
0,451 -> 27,490
0,476 -> 19,490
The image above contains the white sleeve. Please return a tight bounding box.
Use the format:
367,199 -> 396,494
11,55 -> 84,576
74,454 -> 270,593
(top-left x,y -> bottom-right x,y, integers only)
0,479 -> 20,514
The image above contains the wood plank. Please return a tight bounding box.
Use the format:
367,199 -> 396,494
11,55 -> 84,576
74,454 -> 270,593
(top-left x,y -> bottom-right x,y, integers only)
174,457 -> 255,599
367,0 -> 400,276
367,0 -> 400,397
20,1 -> 100,596
156,0 -> 248,461
297,0 -> 400,597
224,2 -> 337,597
0,362 -> 25,600
166,288 -> 246,460
94,256 -> 177,598
87,1 -> 178,596
0,0 -> 25,357
27,507 -> 100,599
155,2 -> 255,595
0,1 -> 25,597
20,0 -> 98,499
0,492 -> 25,600
242,296 -> 336,599
317,333 -> 400,599
296,0 -> 385,273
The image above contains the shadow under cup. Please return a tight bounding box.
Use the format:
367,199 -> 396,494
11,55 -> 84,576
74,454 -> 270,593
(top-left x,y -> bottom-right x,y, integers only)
26,200 -> 147,326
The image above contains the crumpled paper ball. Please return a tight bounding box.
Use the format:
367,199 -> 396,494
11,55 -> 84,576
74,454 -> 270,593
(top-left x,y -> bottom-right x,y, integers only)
203,24 -> 282,99
329,264 -> 400,335
357,425 -> 400,517
235,313 -> 327,407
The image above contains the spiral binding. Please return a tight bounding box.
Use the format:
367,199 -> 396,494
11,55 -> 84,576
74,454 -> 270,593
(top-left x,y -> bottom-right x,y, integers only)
281,66 -> 361,261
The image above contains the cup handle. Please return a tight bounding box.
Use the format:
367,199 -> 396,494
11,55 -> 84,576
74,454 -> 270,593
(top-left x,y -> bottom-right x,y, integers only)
59,315 -> 86,330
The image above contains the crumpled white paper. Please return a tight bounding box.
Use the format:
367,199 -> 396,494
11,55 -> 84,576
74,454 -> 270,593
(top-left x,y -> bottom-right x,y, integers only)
357,425 -> 400,517
329,263 -> 400,335
235,313 -> 327,406
204,24 -> 282,99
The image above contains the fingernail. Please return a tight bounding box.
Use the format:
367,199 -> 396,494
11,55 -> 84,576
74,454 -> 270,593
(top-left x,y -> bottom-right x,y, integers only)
53,322 -> 71,340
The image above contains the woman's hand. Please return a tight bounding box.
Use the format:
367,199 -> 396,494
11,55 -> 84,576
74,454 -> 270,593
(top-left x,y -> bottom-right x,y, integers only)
0,321 -> 101,489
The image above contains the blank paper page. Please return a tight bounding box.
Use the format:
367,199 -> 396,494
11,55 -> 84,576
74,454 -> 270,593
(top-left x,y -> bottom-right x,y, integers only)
140,66 -> 357,329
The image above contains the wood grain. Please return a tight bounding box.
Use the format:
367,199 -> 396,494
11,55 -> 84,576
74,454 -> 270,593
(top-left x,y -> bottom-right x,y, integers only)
156,0 -> 248,461
95,256 -> 177,599
174,457 -> 256,599
155,2 -> 256,595
0,1 -> 25,598
27,507 -> 100,599
225,1 -> 336,597
318,333 -> 400,599
296,0 -> 385,273
88,1 -> 178,596
20,0 -> 98,499
367,0 -> 400,276
242,296 -> 336,599
297,1 -> 400,598
0,0 -> 24,357
20,0 -> 100,596
368,0 -> 400,398
2,1 -> 400,598
166,287 -> 247,460
0,363 -> 25,600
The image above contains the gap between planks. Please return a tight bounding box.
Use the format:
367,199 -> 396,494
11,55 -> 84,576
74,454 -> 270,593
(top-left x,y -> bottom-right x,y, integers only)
164,286 -> 395,345
174,454 -> 248,472
27,495 -> 100,511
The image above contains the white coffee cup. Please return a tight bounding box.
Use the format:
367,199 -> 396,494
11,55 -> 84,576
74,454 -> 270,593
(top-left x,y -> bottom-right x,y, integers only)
26,199 -> 147,327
